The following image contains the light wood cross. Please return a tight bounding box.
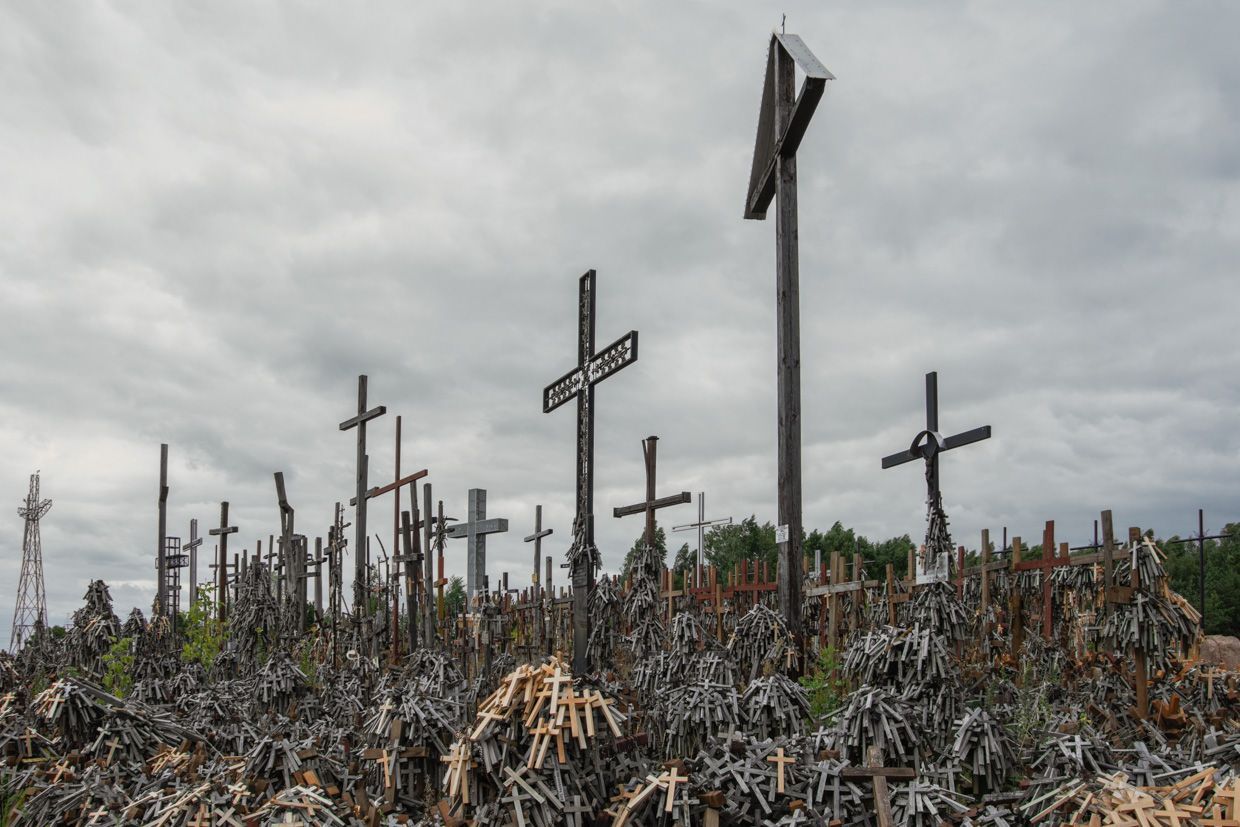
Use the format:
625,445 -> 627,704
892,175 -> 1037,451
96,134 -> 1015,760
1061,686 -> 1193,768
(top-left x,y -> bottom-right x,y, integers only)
767,747 -> 796,793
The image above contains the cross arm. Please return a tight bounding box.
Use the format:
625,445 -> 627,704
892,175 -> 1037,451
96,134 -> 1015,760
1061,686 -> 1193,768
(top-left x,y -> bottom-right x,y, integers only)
209,526 -> 238,536
673,516 -> 733,532
183,537 -> 204,550
943,425 -> 992,451
348,469 -> 429,506
339,406 -> 387,431
543,366 -> 583,414
744,34 -> 834,220
445,518 -> 509,538
524,528 -> 554,543
588,331 -> 639,387
613,492 -> 691,518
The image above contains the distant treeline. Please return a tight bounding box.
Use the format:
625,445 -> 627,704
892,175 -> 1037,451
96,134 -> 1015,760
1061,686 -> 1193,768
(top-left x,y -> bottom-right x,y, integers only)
624,517 -> 1240,638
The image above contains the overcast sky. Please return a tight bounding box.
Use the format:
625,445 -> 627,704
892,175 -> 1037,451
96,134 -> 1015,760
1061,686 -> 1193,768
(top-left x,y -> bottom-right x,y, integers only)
2,1 -> 1237,644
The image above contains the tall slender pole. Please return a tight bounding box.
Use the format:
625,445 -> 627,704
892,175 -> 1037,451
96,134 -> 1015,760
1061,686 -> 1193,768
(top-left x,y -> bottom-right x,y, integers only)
157,444 -> 169,619
1198,508 -> 1207,629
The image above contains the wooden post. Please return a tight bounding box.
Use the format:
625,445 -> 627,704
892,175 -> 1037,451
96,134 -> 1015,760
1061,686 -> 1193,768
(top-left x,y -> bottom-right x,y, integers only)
1041,520 -> 1055,638
156,444 -> 169,619
1101,510 -> 1116,611
1010,536 -> 1023,675
1130,526 -> 1148,719
885,564 -> 897,626
980,529 -> 991,615
827,551 -> 840,650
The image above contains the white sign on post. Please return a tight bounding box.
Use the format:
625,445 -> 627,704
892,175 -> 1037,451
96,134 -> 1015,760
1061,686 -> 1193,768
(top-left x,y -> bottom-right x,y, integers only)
775,524 -> 790,544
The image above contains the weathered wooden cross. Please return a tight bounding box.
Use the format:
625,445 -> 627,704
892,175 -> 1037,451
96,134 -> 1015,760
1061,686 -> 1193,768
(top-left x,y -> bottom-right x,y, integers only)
445,488 -> 509,604
184,518 -> 202,607
156,443 -> 169,618
524,505 -> 553,651
543,269 -> 639,674
613,436 -> 690,551
744,32 -> 832,655
338,374 -> 386,622
881,371 -> 991,581
209,501 -> 238,622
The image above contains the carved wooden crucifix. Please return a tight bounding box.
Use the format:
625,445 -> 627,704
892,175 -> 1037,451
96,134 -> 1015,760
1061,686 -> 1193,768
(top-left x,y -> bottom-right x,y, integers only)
543,269 -> 639,674
744,33 -> 832,655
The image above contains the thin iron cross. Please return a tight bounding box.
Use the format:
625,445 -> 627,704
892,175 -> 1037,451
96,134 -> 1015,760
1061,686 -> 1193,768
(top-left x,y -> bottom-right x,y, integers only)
543,269 -> 639,675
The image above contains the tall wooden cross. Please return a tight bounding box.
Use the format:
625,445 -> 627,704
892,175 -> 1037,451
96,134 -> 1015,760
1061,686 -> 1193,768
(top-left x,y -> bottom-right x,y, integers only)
445,489 -> 508,603
613,436 -> 690,551
420,482 -> 436,646
543,269 -> 639,674
744,33 -> 832,654
673,492 -> 732,575
184,518 -> 202,608
524,505 -> 553,601
881,371 -> 991,579
339,374 -> 387,621
156,443 -> 169,617
209,501 -> 238,622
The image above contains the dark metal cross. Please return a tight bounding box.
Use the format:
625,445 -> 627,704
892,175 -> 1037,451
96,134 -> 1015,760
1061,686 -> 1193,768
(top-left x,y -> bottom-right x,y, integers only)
339,374 -> 386,623
445,488 -> 508,603
543,269 -> 639,674
208,501 -> 238,622
744,33 -> 832,656
880,371 -> 992,512
613,436 -> 690,552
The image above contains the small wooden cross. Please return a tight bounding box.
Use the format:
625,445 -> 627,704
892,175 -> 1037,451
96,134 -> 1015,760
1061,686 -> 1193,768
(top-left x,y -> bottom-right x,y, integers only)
659,766 -> 688,813
767,747 -> 796,794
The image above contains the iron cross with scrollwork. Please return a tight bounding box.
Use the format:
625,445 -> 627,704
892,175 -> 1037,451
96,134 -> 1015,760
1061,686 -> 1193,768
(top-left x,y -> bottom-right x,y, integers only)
543,269 -> 638,675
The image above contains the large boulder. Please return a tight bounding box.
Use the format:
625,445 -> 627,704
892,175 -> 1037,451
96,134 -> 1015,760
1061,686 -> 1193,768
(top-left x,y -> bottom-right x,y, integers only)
1199,635 -> 1240,669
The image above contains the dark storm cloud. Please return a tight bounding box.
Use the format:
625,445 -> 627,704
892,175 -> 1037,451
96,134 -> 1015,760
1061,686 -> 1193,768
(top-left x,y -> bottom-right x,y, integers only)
1,1 -> 1237,644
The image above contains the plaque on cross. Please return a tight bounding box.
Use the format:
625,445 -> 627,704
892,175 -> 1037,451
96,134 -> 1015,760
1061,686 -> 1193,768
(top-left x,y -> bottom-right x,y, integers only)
542,269 -> 639,675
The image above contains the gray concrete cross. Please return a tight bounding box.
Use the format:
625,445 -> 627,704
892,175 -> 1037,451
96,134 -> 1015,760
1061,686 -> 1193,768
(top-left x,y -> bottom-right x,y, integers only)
445,488 -> 508,603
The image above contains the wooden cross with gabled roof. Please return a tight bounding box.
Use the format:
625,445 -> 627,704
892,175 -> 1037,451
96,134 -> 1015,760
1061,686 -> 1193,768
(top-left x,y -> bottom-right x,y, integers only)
543,269 -> 639,675
744,31 -> 833,659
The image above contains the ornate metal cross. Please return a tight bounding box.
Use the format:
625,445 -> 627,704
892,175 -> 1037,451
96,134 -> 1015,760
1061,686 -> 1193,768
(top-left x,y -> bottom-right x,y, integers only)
543,269 -> 639,674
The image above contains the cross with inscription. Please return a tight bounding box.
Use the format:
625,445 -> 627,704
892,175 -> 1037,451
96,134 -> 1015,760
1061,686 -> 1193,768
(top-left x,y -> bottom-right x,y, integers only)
543,269 -> 639,675
613,436 -> 690,551
881,371 -> 991,579
445,488 -> 508,603
339,374 -> 387,622
744,33 -> 832,656
209,501 -> 238,622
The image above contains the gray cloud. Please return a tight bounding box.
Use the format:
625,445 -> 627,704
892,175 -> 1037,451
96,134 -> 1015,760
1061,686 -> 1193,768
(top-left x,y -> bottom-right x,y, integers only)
1,1 -> 1238,644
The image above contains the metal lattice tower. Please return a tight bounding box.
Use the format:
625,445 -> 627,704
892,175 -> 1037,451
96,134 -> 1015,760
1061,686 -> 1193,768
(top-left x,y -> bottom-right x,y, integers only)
10,472 -> 51,651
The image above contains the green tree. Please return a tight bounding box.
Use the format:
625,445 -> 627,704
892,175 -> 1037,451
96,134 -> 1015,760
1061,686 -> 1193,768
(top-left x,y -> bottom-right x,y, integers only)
102,636 -> 134,697
1160,523 -> 1240,637
704,516 -> 778,579
444,576 -> 466,616
181,586 -> 226,670
621,526 -> 668,577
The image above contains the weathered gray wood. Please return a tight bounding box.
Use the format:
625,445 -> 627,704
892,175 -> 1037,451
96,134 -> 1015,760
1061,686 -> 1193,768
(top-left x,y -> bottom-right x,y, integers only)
339,374 -> 386,624
445,489 -> 509,603
209,501 -> 238,622
156,443 -> 169,618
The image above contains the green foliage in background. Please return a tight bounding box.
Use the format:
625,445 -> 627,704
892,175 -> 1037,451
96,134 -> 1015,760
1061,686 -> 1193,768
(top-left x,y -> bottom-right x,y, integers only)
444,576 -> 466,616
102,636 -> 134,697
181,586 -> 225,670
799,646 -> 849,718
